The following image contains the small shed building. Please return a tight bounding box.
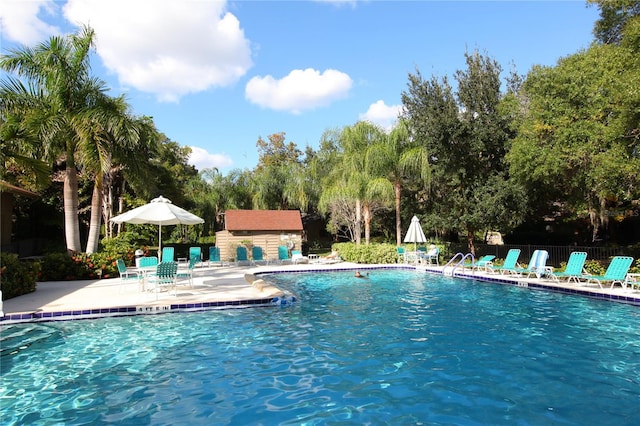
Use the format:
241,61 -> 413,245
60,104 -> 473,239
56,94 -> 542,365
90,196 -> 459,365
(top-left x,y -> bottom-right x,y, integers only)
215,210 -> 304,261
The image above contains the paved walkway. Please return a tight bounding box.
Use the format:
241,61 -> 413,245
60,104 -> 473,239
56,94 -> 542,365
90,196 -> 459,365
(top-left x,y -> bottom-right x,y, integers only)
2,261 -> 638,324
0,261 -> 362,323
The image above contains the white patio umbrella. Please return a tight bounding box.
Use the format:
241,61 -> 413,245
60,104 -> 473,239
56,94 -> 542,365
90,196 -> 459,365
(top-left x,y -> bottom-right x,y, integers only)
110,196 -> 204,260
403,215 -> 427,251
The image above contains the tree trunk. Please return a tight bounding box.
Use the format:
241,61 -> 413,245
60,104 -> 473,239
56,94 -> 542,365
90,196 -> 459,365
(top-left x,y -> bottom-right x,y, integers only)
63,165 -> 82,252
102,171 -> 113,239
355,198 -> 362,245
116,180 -> 125,235
363,203 -> 371,245
85,180 -> 102,254
395,179 -> 402,246
467,226 -> 476,256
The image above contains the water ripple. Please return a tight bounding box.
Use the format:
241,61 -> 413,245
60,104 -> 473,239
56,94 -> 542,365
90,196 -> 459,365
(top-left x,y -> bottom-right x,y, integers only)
1,270 -> 639,425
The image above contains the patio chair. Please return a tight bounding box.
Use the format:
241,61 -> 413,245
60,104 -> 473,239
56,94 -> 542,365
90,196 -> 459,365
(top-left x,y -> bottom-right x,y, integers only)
501,249 -> 547,277
291,250 -> 309,264
585,256 -> 634,289
236,246 -> 251,266
149,261 -> 178,299
138,256 -> 158,269
161,247 -> 174,262
548,252 -> 588,283
487,249 -> 521,274
252,246 -> 268,265
525,250 -> 552,279
396,247 -> 406,263
278,245 -> 292,264
116,259 -> 141,291
176,256 -> 197,288
208,246 -> 225,267
463,255 -> 496,272
419,245 -> 439,265
189,247 -> 202,267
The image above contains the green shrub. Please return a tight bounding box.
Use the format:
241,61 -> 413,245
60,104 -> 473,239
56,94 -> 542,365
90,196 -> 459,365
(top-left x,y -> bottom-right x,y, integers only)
584,259 -> 606,275
332,242 -> 399,264
39,252 -> 86,281
198,235 -> 216,244
35,232 -> 147,281
99,232 -> 141,265
1,252 -> 39,300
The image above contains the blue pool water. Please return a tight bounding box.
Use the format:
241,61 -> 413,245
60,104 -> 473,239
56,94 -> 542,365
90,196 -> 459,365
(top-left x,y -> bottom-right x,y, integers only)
1,269 -> 639,425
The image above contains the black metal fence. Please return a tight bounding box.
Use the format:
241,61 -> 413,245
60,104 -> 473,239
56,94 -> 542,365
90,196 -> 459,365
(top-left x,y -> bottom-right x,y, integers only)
444,243 -> 634,267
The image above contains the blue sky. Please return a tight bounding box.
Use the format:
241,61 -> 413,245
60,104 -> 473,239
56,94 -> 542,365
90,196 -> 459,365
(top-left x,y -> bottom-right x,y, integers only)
1,0 -> 599,173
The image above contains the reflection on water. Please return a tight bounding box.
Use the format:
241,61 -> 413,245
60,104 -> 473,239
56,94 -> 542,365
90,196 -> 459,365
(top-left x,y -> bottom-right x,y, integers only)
2,270 -> 639,425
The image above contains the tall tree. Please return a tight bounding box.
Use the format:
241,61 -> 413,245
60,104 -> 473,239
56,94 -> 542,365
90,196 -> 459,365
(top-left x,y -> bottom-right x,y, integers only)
83,98 -> 149,253
589,0 -> 640,45
508,40 -> 640,242
403,52 -> 526,253
0,26 -> 111,252
366,118 -> 431,246
253,132 -> 308,210
320,121 -> 390,244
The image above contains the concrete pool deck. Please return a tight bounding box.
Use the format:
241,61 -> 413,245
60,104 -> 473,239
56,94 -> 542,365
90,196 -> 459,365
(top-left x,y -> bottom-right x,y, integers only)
2,261 -> 639,324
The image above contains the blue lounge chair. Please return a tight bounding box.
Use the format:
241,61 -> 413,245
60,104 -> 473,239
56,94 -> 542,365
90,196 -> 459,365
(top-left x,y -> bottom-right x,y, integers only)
236,246 -> 250,265
208,246 -> 224,267
161,247 -> 174,262
189,247 -> 202,268
464,255 -> 496,272
498,249 -> 539,276
585,256 -> 634,289
525,250 -> 551,279
278,245 -> 292,264
252,246 -> 268,265
549,252 -> 588,283
487,249 -> 521,274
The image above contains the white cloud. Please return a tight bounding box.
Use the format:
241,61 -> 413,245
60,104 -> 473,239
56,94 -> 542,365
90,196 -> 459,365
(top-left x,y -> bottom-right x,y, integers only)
188,146 -> 233,171
245,68 -> 353,114
0,0 -> 61,45
359,100 -> 402,131
63,0 -> 253,102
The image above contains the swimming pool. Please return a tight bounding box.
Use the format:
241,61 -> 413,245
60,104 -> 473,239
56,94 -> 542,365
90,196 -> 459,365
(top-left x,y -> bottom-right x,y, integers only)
1,270 -> 639,425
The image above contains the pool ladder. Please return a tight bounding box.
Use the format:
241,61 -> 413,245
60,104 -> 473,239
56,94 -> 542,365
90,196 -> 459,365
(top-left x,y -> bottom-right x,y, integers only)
443,253 -> 475,277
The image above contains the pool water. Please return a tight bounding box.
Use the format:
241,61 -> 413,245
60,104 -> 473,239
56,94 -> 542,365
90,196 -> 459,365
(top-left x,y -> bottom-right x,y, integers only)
1,270 -> 639,425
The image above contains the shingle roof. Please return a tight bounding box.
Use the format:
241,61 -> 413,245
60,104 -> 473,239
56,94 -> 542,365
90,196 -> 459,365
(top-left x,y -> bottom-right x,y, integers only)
224,210 -> 303,231
0,180 -> 39,198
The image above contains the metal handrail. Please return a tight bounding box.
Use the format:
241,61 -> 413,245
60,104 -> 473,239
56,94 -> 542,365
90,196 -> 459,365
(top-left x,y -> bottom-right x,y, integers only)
450,253 -> 475,277
444,252 -> 466,268
443,252 -> 475,277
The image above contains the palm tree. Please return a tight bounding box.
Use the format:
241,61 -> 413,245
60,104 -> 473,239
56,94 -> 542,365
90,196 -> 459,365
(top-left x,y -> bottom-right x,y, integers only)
366,118 -> 431,245
0,112 -> 50,187
0,26 -> 118,252
82,97 -> 148,253
321,121 -> 389,244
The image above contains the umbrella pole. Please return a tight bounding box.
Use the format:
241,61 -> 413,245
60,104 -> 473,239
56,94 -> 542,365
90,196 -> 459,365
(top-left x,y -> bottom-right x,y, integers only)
158,224 -> 162,261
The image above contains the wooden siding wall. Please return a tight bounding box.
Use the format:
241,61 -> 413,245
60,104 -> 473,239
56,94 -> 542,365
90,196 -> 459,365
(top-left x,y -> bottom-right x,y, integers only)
214,230 -> 303,261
